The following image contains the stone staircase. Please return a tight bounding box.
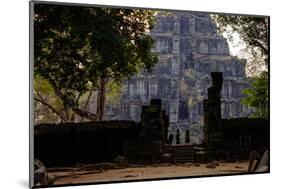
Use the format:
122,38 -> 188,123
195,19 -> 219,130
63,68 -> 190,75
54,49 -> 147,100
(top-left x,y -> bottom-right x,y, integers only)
171,145 -> 195,163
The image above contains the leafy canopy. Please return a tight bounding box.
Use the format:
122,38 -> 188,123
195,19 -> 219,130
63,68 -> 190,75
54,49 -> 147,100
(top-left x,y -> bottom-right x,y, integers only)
241,71 -> 268,119
34,4 -> 158,121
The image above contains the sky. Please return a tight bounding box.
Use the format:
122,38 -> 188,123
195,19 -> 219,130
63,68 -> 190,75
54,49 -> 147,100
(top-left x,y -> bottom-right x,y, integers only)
221,30 -> 246,58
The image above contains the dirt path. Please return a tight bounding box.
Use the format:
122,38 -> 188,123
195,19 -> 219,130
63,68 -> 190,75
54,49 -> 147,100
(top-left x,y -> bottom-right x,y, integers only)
48,162 -> 249,185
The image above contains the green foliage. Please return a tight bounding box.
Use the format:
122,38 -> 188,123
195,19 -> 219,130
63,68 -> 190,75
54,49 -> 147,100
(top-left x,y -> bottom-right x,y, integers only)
241,71 -> 268,119
106,81 -> 122,105
34,4 -> 158,121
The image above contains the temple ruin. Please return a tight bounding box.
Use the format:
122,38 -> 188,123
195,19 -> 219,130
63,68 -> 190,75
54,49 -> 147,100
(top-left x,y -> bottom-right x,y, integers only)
105,12 -> 253,144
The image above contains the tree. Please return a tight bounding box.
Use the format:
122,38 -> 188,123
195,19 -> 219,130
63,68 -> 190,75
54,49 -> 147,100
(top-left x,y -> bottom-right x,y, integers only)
213,15 -> 269,76
241,71 -> 268,119
34,4 -> 158,122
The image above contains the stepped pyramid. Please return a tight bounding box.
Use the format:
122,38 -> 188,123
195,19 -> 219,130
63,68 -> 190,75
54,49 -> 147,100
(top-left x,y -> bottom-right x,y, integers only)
105,12 -> 253,144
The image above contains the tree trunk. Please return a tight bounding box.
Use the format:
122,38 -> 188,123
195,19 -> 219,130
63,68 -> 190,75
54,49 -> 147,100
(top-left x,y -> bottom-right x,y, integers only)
96,77 -> 107,121
80,87 -> 94,122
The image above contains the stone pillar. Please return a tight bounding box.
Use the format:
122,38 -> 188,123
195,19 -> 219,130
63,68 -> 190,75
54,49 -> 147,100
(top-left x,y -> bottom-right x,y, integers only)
203,72 -> 223,146
140,99 -> 164,142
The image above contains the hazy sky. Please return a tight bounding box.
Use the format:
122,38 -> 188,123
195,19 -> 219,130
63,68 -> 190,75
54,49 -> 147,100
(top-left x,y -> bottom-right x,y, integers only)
220,27 -> 246,59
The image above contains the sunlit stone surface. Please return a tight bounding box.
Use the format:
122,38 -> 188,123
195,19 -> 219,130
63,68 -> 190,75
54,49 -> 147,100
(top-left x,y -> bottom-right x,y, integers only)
105,12 -> 253,144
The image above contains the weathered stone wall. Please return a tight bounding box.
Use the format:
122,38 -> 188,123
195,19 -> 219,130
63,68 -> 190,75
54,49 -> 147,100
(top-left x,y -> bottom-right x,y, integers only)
105,12 -> 253,145
221,118 -> 269,152
34,121 -> 140,167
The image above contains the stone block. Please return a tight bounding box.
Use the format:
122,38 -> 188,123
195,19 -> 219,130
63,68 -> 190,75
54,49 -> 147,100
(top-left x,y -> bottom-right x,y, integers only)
206,162 -> 216,168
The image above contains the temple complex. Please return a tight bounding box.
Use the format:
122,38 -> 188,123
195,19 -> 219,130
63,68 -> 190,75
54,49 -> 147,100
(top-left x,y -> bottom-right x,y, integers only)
105,12 -> 253,144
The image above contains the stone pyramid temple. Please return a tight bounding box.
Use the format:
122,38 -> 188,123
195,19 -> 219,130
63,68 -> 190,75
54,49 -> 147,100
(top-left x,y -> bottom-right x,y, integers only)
105,12 -> 253,144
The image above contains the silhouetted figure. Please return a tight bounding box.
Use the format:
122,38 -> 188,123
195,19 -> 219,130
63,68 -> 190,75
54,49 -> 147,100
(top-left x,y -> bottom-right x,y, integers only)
185,129 -> 190,143
176,129 -> 180,144
168,133 -> 174,144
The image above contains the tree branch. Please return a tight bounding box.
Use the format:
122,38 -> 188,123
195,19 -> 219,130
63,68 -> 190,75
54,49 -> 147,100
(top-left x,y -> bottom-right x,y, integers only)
34,96 -> 68,122
248,38 -> 268,55
45,75 -> 98,121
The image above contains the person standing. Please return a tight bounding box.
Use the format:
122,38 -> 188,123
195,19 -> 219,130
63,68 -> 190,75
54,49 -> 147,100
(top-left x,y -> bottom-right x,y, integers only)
176,129 -> 180,144
168,133 -> 174,144
185,129 -> 190,143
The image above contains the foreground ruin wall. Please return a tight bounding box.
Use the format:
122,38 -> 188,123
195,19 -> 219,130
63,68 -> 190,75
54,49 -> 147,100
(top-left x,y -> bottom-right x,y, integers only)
35,100 -> 169,167
34,121 -> 140,167
202,72 -> 269,160
34,118 -> 268,167
222,118 -> 269,150
105,12 -> 253,144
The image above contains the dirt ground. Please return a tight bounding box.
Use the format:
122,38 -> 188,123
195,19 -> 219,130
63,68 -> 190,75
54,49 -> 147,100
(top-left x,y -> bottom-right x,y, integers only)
48,162 -> 249,185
